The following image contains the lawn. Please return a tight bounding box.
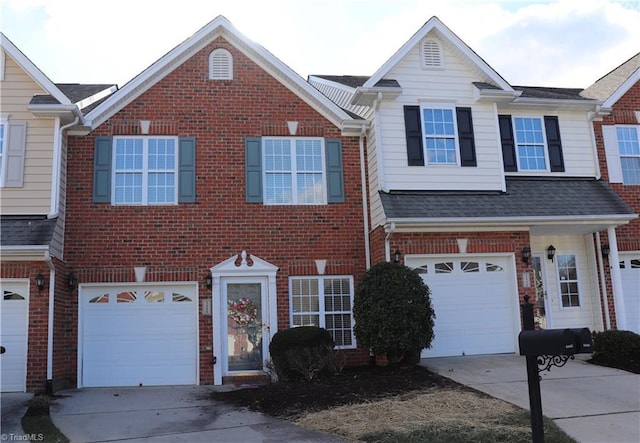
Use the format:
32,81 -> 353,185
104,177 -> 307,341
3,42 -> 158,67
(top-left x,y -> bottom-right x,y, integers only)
211,364 -> 576,442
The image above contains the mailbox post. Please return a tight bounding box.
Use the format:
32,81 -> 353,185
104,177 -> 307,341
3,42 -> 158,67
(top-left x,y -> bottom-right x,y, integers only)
519,295 -> 593,443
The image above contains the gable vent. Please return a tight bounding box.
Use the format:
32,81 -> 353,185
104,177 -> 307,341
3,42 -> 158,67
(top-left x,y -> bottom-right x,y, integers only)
421,39 -> 443,68
209,48 -> 233,80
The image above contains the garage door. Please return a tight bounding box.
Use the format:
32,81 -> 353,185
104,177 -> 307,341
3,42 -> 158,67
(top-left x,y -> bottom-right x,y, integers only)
406,256 -> 518,358
1,280 -> 29,392
81,284 -> 198,387
620,254 -> 640,334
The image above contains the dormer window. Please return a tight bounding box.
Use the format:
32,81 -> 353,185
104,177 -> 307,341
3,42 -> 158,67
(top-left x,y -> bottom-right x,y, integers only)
209,48 -> 233,80
421,38 -> 443,68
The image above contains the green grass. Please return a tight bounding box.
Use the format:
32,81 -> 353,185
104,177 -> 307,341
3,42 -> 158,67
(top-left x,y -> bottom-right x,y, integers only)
359,410 -> 577,443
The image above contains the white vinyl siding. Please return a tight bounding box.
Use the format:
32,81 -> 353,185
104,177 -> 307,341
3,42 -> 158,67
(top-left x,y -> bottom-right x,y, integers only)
0,54 -> 56,214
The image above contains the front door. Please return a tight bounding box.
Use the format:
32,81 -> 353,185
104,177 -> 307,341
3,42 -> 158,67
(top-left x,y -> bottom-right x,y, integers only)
223,279 -> 267,373
532,255 -> 551,329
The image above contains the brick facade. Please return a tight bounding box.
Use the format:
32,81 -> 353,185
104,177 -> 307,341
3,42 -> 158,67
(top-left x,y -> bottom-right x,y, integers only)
63,37 -> 369,387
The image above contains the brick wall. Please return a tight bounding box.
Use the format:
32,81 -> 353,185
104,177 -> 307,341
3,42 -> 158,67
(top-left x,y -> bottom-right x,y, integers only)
64,37 -> 368,384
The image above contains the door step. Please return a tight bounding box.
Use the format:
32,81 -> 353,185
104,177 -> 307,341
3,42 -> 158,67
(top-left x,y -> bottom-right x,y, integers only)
222,374 -> 270,386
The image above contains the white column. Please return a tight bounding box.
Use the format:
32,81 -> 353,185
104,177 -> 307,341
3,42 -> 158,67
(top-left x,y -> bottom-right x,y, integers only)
608,227 -> 627,330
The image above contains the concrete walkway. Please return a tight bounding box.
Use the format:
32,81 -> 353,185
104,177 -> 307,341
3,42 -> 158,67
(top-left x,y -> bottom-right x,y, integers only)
50,385 -> 343,442
421,354 -> 640,443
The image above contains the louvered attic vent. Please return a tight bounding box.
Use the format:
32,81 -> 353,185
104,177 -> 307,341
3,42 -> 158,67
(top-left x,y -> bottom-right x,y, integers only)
209,48 -> 233,80
422,39 -> 443,68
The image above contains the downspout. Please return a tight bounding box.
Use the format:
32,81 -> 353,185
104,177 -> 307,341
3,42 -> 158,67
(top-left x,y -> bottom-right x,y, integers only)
359,124 -> 371,269
44,251 -> 55,394
48,115 -> 79,218
607,227 -> 627,330
595,232 -> 611,329
373,92 -> 386,192
384,222 -> 396,262
587,110 -> 602,180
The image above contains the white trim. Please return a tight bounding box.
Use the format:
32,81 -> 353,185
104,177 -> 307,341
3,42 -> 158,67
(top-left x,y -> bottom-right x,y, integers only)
0,48 -> 4,81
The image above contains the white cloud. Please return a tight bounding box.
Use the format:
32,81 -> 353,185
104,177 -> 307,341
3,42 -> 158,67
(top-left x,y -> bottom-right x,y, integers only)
1,0 -> 638,88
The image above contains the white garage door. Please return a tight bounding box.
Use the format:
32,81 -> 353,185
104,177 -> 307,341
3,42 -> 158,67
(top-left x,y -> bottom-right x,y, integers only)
620,254 -> 640,334
81,283 -> 198,387
406,256 -> 519,358
1,280 -> 29,392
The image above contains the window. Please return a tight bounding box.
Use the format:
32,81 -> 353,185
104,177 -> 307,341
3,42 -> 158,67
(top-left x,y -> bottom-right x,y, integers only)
514,117 -> 547,171
264,137 -> 325,204
290,276 -> 355,348
421,107 -> 458,164
617,126 -> 640,184
209,48 -> 233,80
112,136 -> 177,205
557,254 -> 580,307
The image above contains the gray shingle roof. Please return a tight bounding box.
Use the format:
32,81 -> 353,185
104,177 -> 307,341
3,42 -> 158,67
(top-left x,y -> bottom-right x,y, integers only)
312,75 -> 401,88
29,84 -> 116,106
513,86 -> 588,100
1,216 -> 57,246
581,52 -> 640,100
379,178 -> 635,219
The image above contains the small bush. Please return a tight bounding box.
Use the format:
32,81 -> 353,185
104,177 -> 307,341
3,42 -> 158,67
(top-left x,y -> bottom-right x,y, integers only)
591,329 -> 640,374
269,326 -> 337,381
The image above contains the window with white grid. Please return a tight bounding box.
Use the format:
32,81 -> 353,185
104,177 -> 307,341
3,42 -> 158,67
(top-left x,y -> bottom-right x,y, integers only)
421,106 -> 457,165
514,117 -> 547,171
264,137 -> 325,204
289,276 -> 355,348
557,254 -> 580,308
113,137 -> 177,205
616,126 -> 640,185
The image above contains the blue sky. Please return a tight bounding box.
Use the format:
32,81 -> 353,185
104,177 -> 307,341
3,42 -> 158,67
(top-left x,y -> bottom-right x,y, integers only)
1,0 -> 639,88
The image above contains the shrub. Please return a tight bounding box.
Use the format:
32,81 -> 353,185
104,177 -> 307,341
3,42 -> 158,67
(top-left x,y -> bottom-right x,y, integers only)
591,329 -> 640,374
353,261 -> 435,364
269,326 -> 337,381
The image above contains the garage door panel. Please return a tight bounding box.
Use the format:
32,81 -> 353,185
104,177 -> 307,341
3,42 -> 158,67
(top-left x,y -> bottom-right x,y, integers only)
620,255 -> 640,334
81,284 -> 197,387
1,282 -> 29,392
407,256 -> 517,358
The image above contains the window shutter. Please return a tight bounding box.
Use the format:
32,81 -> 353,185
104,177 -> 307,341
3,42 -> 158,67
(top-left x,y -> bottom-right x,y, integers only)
404,106 -> 424,166
93,136 -> 112,202
178,137 -> 196,203
456,107 -> 477,167
325,139 -> 344,203
4,121 -> 27,187
602,126 -> 623,183
245,138 -> 262,203
544,116 -> 565,172
498,115 -> 517,172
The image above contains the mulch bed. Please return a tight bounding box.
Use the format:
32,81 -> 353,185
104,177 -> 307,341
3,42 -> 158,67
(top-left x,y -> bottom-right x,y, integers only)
210,364 -> 462,418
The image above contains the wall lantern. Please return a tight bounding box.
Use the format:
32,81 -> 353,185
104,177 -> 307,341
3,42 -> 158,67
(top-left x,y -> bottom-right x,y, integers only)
393,249 -> 402,263
68,272 -> 77,290
522,246 -> 531,264
205,272 -> 213,290
601,244 -> 610,259
35,273 -> 45,291
546,245 -> 556,262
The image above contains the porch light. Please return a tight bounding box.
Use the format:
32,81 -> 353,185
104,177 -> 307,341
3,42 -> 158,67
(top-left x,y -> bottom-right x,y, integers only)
393,249 -> 402,263
35,273 -> 45,291
522,246 -> 531,264
68,272 -> 77,290
546,245 -> 556,262
205,272 -> 213,290
601,244 -> 610,259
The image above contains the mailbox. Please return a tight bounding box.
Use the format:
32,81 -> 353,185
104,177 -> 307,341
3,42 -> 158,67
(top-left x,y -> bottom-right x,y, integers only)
568,328 -> 593,354
519,329 -> 575,356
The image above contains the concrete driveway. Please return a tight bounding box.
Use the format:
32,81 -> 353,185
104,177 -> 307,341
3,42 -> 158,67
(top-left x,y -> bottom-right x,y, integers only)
421,354 -> 640,443
50,385 -> 342,442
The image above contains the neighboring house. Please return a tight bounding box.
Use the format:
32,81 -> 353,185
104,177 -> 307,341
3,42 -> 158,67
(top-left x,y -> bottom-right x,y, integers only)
62,16 -> 369,388
309,17 -> 637,358
0,33 -> 115,392
582,53 -> 640,334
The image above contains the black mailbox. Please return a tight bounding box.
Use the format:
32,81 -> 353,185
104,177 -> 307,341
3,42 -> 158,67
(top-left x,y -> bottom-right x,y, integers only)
568,328 -> 593,354
519,329 -> 575,356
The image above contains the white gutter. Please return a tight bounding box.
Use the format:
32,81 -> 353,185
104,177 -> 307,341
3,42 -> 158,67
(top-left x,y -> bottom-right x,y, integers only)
595,232 -> 611,329
44,251 -> 55,393
386,214 -> 636,227
359,124 -> 371,269
49,115 -> 80,218
384,222 -> 396,262
607,227 -> 627,330
373,92 -> 386,192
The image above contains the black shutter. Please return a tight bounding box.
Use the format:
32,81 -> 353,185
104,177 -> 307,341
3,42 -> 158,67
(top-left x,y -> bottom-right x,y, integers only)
403,106 -> 424,166
93,136 -> 112,202
544,116 -> 565,172
498,115 -> 517,172
456,107 -> 477,167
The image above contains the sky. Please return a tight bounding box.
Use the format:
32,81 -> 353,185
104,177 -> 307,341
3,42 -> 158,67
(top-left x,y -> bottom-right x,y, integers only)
1,0 -> 639,89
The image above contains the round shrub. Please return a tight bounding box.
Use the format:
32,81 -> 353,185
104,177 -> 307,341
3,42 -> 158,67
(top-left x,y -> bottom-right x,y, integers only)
269,326 -> 336,381
353,261 -> 435,364
591,329 -> 640,374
